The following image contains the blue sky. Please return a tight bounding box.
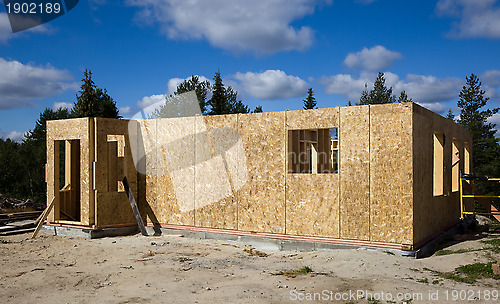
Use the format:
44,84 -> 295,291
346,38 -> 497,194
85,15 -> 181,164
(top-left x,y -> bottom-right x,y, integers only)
1,0 -> 500,141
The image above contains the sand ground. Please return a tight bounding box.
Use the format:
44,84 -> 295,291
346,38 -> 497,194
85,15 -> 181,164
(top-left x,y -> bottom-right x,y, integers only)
0,229 -> 499,304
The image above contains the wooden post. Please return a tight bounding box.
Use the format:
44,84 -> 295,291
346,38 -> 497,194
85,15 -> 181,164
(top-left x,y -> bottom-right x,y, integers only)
123,176 -> 148,236
32,197 -> 55,239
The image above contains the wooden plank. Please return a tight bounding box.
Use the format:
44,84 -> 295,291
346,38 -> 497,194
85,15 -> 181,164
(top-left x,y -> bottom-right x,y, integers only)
123,176 -> 148,236
31,197 -> 55,239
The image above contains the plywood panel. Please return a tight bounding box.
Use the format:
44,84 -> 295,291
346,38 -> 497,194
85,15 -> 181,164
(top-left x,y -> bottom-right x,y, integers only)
370,103 -> 413,245
144,116 -> 197,226
286,107 -> 340,130
339,106 -> 370,240
286,174 -> 339,237
46,118 -> 93,225
195,114 -> 239,229
94,118 -> 139,227
412,103 -> 473,245
238,112 -> 286,233
96,192 -> 135,226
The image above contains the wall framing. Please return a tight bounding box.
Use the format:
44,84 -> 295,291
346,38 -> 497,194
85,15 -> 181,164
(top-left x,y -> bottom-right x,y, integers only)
46,103 -> 472,249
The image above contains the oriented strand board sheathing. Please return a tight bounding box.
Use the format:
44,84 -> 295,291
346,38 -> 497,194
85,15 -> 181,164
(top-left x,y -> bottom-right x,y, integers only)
141,117 -> 196,226
195,115 -> 239,230
93,118 -> 139,227
46,118 -> 93,225
286,174 -> 340,238
286,107 -> 340,130
96,192 -> 135,225
412,104 -> 472,245
238,111 -> 286,233
339,106 -> 370,241
369,103 -> 413,244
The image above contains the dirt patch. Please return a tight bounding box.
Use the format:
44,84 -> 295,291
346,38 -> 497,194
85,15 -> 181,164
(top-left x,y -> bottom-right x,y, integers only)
0,230 -> 499,303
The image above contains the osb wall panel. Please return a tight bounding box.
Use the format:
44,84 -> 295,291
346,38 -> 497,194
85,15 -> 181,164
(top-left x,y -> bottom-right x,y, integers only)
195,114 -> 239,230
141,117 -> 197,226
96,192 -> 135,225
238,111 -> 286,233
46,118 -> 93,225
412,104 -> 473,245
339,106 -> 370,240
286,107 -> 340,130
369,103 -> 413,245
286,174 -> 339,238
94,118 -> 139,227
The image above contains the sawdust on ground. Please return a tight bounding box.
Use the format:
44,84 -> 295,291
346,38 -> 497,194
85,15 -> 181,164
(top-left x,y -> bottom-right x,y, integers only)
0,230 -> 499,304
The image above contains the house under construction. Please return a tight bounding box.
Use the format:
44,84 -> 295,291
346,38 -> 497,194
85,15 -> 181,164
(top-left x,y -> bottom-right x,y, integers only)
45,102 -> 473,251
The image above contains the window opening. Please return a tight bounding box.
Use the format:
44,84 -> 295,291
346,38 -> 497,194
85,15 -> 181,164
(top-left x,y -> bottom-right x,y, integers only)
433,132 -> 444,196
288,128 -> 338,174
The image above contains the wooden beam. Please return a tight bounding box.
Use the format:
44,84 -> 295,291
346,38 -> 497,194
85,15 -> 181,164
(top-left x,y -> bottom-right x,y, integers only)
32,197 -> 55,239
123,176 -> 148,236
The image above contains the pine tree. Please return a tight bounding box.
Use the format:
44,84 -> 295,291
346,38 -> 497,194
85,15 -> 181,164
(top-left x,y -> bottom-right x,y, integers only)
207,71 -> 232,115
96,88 -> 121,118
253,105 -> 263,113
303,88 -> 317,109
174,75 -> 211,114
72,69 -> 120,118
446,108 -> 455,121
398,90 -> 413,103
457,73 -> 499,172
358,72 -> 396,105
73,69 -> 99,117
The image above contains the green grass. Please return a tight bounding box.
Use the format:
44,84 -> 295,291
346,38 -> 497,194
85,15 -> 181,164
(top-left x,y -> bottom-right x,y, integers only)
480,238 -> 500,252
271,266 -> 314,278
435,248 -> 477,256
297,266 -> 313,274
367,297 -> 380,304
416,278 -> 429,283
426,262 -> 500,284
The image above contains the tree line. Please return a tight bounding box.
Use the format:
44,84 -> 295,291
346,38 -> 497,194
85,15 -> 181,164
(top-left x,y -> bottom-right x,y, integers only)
1,69 -> 499,208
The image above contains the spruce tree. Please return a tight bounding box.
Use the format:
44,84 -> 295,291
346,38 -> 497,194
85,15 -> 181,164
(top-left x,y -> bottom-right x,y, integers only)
72,69 -> 120,118
446,108 -> 455,121
398,90 -> 413,103
457,74 -> 499,172
358,72 -> 396,105
73,69 -> 99,117
303,88 -> 317,109
207,71 -> 232,115
174,75 -> 211,114
253,105 -> 263,113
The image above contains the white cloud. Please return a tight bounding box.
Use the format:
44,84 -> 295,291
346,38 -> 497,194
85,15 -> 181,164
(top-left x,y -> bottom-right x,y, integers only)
233,70 -> 308,99
320,72 -> 372,101
1,130 -> 26,142
343,45 -> 402,71
482,70 -> 500,100
488,113 -> 500,136
0,58 -> 77,109
393,74 -> 462,103
436,0 -> 500,39
126,0 -> 325,54
0,13 -> 53,44
0,13 -> 12,43
52,101 -> 73,110
167,75 -> 212,97
321,72 -> 462,104
482,70 -> 500,87
416,102 -> 448,113
137,94 -> 167,109
119,106 -> 134,115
